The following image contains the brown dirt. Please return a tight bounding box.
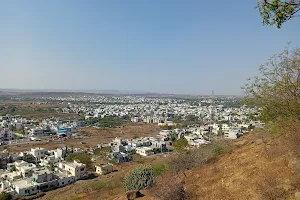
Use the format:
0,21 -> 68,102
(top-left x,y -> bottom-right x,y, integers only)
6,123 -> 161,152
80,123 -> 161,138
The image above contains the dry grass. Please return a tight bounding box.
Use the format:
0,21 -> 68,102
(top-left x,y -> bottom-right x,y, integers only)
182,128 -> 299,200
149,174 -> 191,200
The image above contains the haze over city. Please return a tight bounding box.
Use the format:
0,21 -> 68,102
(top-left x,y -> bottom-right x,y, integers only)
0,1 -> 299,95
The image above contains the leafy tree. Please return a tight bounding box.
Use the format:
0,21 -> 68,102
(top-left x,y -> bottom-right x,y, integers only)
0,192 -> 12,200
243,45 -> 300,122
170,135 -> 176,142
123,165 -> 154,192
173,139 -> 189,152
93,147 -> 112,160
256,0 -> 300,28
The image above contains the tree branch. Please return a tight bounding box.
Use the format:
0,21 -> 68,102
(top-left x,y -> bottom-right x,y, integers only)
263,0 -> 300,6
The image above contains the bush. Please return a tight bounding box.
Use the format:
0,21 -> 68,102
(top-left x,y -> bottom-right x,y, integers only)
93,147 -> 111,160
173,139 -> 188,152
123,165 -> 154,192
0,192 -> 11,200
167,140 -> 229,177
170,135 -> 176,142
212,142 -> 228,157
153,164 -> 167,177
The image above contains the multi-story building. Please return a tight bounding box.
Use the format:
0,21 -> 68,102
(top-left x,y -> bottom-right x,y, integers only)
58,160 -> 88,180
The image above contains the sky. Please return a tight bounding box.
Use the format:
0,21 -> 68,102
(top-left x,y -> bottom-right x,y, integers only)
0,0 -> 299,95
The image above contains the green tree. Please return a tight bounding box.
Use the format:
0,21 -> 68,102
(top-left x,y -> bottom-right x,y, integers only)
243,45 -> 300,122
256,0 -> 300,28
123,165 -> 154,192
0,192 -> 12,200
93,147 -> 112,160
173,139 -> 189,152
170,135 -> 176,142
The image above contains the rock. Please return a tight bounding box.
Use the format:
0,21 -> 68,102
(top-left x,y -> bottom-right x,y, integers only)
235,140 -> 247,146
295,191 -> 300,200
126,191 -> 138,200
232,179 -> 243,186
255,139 -> 263,145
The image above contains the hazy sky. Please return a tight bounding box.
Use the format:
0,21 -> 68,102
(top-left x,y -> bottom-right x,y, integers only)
0,1 -> 299,95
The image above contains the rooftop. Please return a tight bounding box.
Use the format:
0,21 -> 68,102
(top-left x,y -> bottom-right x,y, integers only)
12,179 -> 34,189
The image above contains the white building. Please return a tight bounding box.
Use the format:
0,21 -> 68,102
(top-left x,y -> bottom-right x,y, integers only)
57,160 -> 88,180
135,147 -> 154,156
30,148 -> 47,160
95,163 -> 113,175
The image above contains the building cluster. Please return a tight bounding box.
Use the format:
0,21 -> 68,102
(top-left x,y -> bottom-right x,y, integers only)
110,136 -> 168,160
23,95 -> 259,127
0,147 -> 88,197
158,120 -> 264,145
0,115 -> 86,140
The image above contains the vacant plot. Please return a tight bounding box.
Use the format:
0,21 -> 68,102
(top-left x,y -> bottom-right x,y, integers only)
80,122 -> 161,138
5,123 -> 161,153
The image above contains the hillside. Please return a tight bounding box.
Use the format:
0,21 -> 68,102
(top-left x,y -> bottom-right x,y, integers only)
183,133 -> 297,200
38,124 -> 300,200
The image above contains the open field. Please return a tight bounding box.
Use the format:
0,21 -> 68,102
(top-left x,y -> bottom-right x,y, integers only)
79,122 -> 161,138
0,100 -> 80,119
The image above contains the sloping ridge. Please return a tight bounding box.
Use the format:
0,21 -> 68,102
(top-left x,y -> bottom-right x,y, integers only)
183,133 -> 298,200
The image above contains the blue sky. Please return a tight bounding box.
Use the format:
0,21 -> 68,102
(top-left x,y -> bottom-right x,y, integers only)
0,1 -> 299,95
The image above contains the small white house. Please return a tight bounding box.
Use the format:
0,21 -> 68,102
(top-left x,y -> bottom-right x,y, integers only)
95,163 -> 113,175
135,147 -> 154,156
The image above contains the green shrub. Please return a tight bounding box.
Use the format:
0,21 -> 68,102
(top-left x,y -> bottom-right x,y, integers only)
153,164 -> 167,177
170,135 -> 176,142
212,142 -> 228,156
173,139 -> 188,152
0,192 -> 11,200
124,165 -> 154,192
